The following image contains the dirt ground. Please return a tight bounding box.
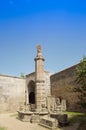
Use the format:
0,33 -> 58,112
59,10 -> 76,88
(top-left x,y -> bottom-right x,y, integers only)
0,113 -> 79,130
0,113 -> 57,130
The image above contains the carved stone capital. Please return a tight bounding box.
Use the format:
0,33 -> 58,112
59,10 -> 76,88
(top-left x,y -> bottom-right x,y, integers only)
34,57 -> 45,61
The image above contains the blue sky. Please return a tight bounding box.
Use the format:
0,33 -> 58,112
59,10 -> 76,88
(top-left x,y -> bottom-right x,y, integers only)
0,0 -> 86,76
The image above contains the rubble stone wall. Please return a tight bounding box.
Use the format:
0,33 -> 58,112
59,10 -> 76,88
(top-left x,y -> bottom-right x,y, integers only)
50,64 -> 84,112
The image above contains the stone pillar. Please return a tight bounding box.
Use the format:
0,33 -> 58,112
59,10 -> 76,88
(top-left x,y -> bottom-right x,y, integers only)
34,45 -> 46,111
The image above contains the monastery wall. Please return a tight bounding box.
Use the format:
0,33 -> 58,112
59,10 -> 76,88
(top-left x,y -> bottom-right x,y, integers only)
0,74 -> 25,113
50,64 -> 84,112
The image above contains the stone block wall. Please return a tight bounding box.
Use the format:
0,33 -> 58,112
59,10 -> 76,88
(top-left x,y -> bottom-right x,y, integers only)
26,72 -> 35,85
44,71 -> 51,97
0,74 -> 25,113
26,71 -> 51,108
50,64 -> 83,112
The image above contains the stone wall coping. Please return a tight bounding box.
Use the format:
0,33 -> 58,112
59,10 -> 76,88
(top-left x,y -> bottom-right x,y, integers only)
26,72 -> 35,77
51,63 -> 80,78
26,71 -> 50,78
0,74 -> 25,79
44,71 -> 50,74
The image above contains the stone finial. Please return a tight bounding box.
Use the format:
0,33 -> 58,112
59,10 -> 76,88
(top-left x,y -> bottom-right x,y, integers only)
37,45 -> 42,54
35,44 -> 44,61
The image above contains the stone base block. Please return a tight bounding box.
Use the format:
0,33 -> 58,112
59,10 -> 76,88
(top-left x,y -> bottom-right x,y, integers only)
50,113 -> 69,127
30,114 -> 40,123
17,111 -> 33,122
39,116 -> 58,129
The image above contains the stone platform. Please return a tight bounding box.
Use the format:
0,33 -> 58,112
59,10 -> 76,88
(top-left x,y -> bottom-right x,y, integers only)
17,111 -> 48,122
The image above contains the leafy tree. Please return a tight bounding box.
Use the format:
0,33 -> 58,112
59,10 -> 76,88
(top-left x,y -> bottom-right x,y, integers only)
20,72 -> 25,78
74,56 -> 86,108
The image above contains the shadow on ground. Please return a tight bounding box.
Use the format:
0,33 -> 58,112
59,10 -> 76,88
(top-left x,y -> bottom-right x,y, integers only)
59,112 -> 86,130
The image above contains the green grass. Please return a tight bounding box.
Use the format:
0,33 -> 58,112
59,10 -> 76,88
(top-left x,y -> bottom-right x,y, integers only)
64,111 -> 86,130
64,112 -> 86,123
0,127 -> 7,130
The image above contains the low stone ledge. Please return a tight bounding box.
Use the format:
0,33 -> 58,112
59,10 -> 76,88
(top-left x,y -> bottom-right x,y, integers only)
17,111 -> 48,122
17,111 -> 33,122
39,112 -> 48,116
39,116 -> 58,129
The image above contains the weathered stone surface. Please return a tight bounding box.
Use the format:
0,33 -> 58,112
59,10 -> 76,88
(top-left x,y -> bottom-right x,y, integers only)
30,114 -> 40,123
17,111 -> 33,122
0,74 -> 25,113
25,71 -> 50,112
50,113 -> 69,127
50,64 -> 82,112
39,116 -> 58,129
25,45 -> 50,112
35,45 -> 46,110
